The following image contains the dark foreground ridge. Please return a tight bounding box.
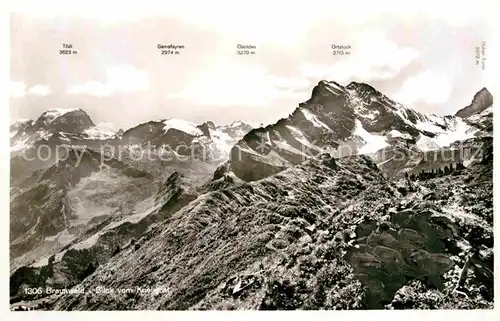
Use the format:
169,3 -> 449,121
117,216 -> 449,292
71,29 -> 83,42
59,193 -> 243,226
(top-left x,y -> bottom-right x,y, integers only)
41,147 -> 493,310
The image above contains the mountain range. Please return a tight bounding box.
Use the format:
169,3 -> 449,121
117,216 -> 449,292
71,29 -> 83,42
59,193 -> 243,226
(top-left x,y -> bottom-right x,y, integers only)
221,81 -> 492,181
9,80 -> 493,310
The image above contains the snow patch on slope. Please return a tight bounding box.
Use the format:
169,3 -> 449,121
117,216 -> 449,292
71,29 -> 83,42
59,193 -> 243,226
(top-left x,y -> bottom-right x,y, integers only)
34,130 -> 54,141
432,118 -> 478,148
208,129 -> 234,156
414,120 -> 445,134
416,135 -> 441,151
413,116 -> 477,148
300,108 -> 332,131
274,140 -> 308,158
41,108 -> 81,124
229,120 -> 260,128
426,114 -> 447,127
10,136 -> 30,152
467,106 -> 493,121
360,109 -> 379,120
286,125 -> 321,151
353,120 -> 388,154
388,129 -> 412,140
237,143 -> 289,167
163,118 -> 203,136
10,118 -> 32,125
84,126 -> 117,140
322,81 -> 346,95
393,108 -> 416,126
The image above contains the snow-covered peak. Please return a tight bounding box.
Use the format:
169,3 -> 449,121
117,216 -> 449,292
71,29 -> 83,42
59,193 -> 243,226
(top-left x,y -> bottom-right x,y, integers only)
319,80 -> 347,95
230,120 -> 244,127
226,120 -> 260,129
10,118 -> 33,126
40,108 -> 82,124
33,108 -> 95,133
346,82 -> 381,99
163,118 -> 203,136
10,119 -> 34,136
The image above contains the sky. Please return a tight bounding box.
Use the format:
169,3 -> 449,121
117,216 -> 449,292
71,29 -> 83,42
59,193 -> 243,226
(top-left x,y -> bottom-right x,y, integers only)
9,0 -> 496,130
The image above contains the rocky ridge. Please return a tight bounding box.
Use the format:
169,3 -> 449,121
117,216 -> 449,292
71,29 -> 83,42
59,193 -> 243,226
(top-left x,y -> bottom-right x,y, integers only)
221,81 -> 492,181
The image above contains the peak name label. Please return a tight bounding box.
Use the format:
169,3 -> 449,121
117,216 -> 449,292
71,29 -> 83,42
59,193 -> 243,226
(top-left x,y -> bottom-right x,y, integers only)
236,44 -> 257,55
157,44 -> 185,55
331,44 -> 351,56
59,43 -> 78,55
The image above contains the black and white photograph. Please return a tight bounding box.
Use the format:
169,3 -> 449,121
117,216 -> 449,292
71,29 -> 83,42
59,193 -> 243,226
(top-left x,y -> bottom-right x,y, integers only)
5,0 -> 497,313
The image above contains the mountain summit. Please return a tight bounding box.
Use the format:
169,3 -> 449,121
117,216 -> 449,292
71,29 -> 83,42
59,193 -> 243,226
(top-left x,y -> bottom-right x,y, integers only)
221,81 -> 491,181
33,108 -> 95,133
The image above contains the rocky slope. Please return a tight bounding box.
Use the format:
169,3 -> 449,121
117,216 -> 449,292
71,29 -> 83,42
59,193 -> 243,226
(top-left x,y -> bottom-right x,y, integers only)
10,109 -> 255,302
10,147 -> 154,268
455,88 -> 493,118
10,108 -> 116,156
9,82 -> 493,311
34,142 -> 492,310
10,170 -> 199,303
